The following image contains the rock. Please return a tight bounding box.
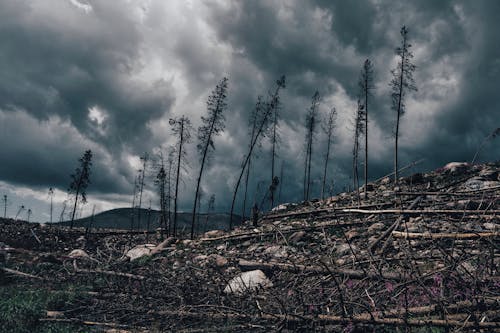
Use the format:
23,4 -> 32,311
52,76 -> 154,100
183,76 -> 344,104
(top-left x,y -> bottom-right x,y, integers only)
211,254 -> 228,267
223,270 -> 273,294
263,245 -> 290,258
442,162 -> 469,173
288,231 -> 306,243
368,222 -> 385,233
461,177 -> 499,191
203,230 -> 225,238
271,203 -> 290,212
125,244 -> 156,261
336,243 -> 356,256
381,177 -> 391,185
478,168 -> 499,181
192,255 -> 208,263
68,249 -> 90,259
483,223 -> 497,230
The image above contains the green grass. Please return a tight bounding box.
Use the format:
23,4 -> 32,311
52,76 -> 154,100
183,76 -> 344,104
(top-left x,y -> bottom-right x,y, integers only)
0,285 -> 93,333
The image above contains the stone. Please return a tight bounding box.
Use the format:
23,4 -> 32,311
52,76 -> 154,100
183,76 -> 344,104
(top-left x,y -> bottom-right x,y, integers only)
203,230 -> 225,238
461,177 -> 499,191
263,245 -> 289,258
223,270 -> 273,294
345,230 -> 358,240
368,222 -> 385,233
336,243 -> 356,256
442,162 -> 469,173
213,254 -> 228,267
125,244 -> 156,261
68,249 -> 90,259
483,223 -> 497,230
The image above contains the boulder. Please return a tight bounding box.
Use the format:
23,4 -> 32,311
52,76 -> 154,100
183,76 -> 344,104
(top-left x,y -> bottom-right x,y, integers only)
203,230 -> 225,239
442,162 -> 469,173
461,177 -> 499,191
223,270 -> 273,294
68,249 -> 90,259
125,244 -> 156,261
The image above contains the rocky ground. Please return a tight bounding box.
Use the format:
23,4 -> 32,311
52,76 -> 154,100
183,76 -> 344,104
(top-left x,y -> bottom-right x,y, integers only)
1,161 -> 499,332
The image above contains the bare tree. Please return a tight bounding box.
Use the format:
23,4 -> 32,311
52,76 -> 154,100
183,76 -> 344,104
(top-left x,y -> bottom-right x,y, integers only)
390,26 -> 417,185
269,88 -> 282,209
166,149 -> 174,236
170,116 -> 192,237
230,75 -> 286,228
321,107 -> 337,200
191,77 -> 228,239
15,205 -> 25,220
242,97 -> 261,221
304,91 -> 320,201
129,174 -> 138,230
352,99 -> 365,203
155,159 -> 167,237
2,195 -> 7,218
359,59 -> 374,198
68,150 -> 92,228
48,187 -> 54,223
136,153 -> 148,229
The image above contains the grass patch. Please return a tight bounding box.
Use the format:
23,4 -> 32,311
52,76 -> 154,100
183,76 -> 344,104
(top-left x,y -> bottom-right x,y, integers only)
0,285 -> 93,333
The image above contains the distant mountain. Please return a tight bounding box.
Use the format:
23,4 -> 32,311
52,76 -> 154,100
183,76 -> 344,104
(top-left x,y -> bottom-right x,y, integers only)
56,207 -> 242,232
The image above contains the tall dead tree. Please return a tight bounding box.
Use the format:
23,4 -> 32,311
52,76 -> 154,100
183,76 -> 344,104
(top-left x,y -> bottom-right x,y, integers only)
390,26 -> 417,185
191,77 -> 228,239
352,100 -> 365,202
166,149 -> 174,236
136,153 -> 148,229
269,90 -> 281,209
3,194 -> 7,218
155,159 -> 167,237
170,116 -> 192,237
68,150 -> 92,228
304,91 -> 320,201
204,194 -> 215,234
359,59 -> 374,198
242,96 -> 262,222
129,174 -> 138,230
321,107 -> 337,200
230,75 -> 286,228
48,188 -> 54,223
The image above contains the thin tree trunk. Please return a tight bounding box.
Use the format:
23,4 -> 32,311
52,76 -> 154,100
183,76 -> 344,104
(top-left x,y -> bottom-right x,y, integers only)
321,132 -> 332,200
136,156 -> 147,229
173,121 -> 184,237
70,176 -> 82,228
191,116 -> 217,239
270,111 -> 277,209
394,48 -> 405,186
364,75 -> 369,199
278,161 -> 284,203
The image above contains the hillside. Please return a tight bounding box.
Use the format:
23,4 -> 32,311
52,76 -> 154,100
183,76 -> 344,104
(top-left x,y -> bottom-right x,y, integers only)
0,161 -> 498,332
56,208 -> 240,232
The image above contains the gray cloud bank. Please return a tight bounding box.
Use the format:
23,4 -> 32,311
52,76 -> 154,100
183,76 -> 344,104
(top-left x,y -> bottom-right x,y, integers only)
0,0 -> 498,221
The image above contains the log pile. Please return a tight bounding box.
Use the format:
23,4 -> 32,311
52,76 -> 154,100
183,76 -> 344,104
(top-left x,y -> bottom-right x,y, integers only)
0,161 -> 498,332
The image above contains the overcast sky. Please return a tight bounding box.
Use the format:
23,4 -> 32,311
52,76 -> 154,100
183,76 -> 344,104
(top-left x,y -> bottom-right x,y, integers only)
0,0 -> 498,222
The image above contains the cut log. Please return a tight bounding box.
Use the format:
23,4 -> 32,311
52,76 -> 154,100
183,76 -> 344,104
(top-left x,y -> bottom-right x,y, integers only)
392,231 -> 499,240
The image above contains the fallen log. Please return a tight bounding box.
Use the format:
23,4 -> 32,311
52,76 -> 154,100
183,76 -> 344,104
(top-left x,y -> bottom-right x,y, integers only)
200,219 -> 368,243
238,259 -> 405,281
368,196 -> 422,253
342,209 -> 500,215
1,267 -> 43,280
154,309 -> 500,329
75,268 -> 145,280
392,231 -> 499,240
40,318 -> 135,329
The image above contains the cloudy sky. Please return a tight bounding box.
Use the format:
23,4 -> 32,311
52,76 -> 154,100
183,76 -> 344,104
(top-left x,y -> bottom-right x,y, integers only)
0,0 -> 498,222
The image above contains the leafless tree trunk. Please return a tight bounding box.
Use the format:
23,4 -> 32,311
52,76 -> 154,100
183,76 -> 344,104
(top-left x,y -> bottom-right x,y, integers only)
304,91 -> 320,201
230,76 -> 286,228
191,78 -> 228,239
321,107 -> 336,200
136,153 -> 148,229
390,26 -> 417,185
359,59 -> 374,198
170,116 -> 192,237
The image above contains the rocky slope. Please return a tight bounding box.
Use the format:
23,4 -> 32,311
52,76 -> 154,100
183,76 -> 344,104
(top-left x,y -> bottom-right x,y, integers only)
0,161 -> 499,332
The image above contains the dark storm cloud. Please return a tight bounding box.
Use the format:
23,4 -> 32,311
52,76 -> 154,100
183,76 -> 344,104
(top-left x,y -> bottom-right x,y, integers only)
0,0 -> 498,221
